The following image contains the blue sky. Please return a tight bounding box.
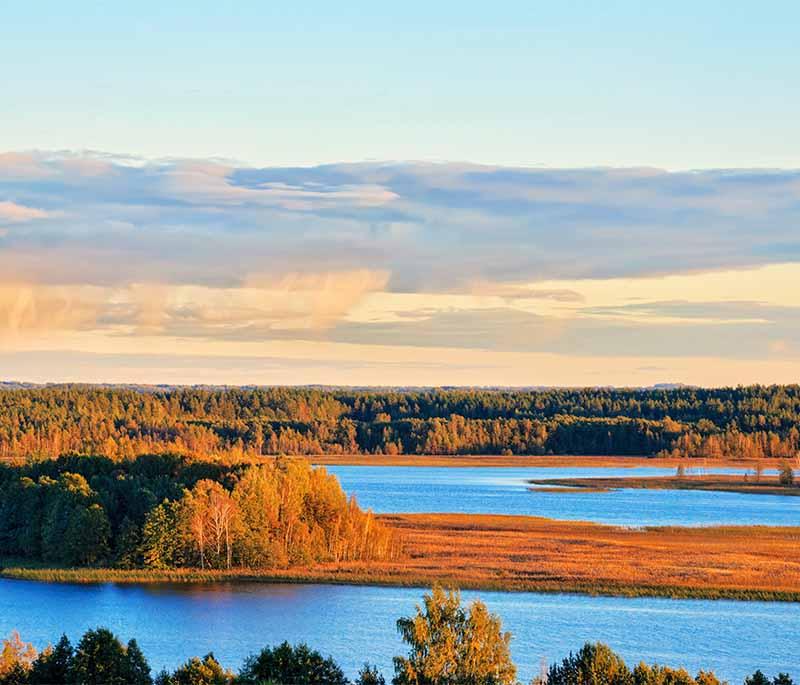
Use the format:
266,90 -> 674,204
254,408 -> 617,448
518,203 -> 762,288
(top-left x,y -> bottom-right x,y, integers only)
1,3 -> 799,385
2,1 -> 799,168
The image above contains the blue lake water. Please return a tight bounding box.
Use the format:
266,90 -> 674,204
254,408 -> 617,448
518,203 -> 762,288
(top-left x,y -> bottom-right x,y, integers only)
1,579 -> 797,683
324,465 -> 800,527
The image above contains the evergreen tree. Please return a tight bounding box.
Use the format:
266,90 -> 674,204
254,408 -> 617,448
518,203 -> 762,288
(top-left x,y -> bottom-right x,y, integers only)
29,634 -> 73,685
123,639 -> 152,685
547,643 -> 633,685
238,642 -> 348,685
71,628 -> 129,685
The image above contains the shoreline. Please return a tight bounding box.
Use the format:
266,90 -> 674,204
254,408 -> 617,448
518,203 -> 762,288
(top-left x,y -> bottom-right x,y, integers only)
309,454 -> 782,468
4,513 -> 799,602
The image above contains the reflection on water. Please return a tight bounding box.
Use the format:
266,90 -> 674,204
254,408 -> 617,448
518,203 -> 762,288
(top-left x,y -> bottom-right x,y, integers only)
324,465 -> 800,527
1,579 -> 798,682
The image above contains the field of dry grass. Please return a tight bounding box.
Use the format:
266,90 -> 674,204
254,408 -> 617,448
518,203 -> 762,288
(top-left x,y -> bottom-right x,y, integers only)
5,513 -> 800,601
368,514 -> 800,599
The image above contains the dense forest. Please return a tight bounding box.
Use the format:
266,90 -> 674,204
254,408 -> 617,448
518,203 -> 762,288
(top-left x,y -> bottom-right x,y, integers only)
0,587 -> 794,685
1,385 -> 800,460
0,454 -> 397,569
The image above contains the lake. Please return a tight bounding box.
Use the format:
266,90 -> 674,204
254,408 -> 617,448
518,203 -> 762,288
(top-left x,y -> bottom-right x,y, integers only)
324,465 -> 800,527
1,579 -> 797,683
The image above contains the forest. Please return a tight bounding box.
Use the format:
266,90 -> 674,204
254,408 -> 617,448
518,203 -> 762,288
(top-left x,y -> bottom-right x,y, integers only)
1,385 -> 800,460
0,454 -> 397,569
0,587 -> 794,684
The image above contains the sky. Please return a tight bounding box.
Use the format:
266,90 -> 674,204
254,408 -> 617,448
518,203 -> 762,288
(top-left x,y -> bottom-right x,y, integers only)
1,2 -> 799,386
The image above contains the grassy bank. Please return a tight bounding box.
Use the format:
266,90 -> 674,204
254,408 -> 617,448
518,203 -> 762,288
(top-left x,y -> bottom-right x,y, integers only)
529,475 -> 800,495
4,513 -> 800,602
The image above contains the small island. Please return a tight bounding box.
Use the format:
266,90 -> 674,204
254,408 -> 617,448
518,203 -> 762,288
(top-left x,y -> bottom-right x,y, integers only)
529,471 -> 800,497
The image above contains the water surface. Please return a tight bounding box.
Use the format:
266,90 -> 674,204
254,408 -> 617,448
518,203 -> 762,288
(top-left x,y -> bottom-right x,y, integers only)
1,579 -> 797,683
324,465 -> 800,527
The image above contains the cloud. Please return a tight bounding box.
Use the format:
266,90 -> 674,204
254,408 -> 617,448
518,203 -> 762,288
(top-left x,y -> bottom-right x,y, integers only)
0,270 -> 389,343
2,150 -> 800,383
0,284 -> 111,334
0,201 -> 51,223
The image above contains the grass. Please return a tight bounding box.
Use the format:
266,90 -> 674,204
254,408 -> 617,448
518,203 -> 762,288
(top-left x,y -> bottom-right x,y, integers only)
4,514 -> 800,601
529,475 -> 800,496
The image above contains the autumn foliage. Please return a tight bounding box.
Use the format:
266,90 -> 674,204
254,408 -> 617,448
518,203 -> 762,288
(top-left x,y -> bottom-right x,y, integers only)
1,385 -> 800,462
0,454 -> 398,570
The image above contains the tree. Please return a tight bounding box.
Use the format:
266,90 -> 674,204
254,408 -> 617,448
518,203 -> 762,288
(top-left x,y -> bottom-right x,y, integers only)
393,586 -> 517,685
773,675 -> 794,685
184,481 -> 237,570
140,500 -> 184,569
746,673 -> 772,685
29,635 -> 73,685
166,653 -> 232,685
779,462 -> 795,487
547,643 -> 633,685
0,632 -> 36,683
238,642 -> 348,685
633,662 -> 695,685
123,639 -> 153,685
694,671 -> 722,685
356,664 -> 387,685
71,628 -> 130,685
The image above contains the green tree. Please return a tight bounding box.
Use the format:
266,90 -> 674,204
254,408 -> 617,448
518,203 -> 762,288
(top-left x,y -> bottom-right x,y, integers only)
746,673 -> 772,685
773,675 -> 794,685
238,642 -> 348,685
140,500 -> 184,569
356,664 -> 387,685
29,634 -> 73,685
547,643 -> 633,685
122,639 -> 152,685
71,628 -> 130,685
393,586 -> 517,685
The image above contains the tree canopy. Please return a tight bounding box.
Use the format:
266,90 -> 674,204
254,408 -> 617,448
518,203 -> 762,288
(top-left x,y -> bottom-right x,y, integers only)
1,385 -> 799,460
0,454 -> 397,570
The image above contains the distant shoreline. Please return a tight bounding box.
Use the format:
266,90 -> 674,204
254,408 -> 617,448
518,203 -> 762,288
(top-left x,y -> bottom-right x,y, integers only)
4,513 -> 799,602
310,454 -> 785,469
528,475 -> 800,496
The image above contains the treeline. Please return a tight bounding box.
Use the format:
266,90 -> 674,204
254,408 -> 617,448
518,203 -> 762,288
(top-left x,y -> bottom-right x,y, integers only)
0,454 -> 398,569
1,588 -> 794,684
1,386 -> 800,460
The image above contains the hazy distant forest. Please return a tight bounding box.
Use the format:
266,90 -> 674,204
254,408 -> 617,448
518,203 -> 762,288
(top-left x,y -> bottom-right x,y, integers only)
1,385 -> 800,461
